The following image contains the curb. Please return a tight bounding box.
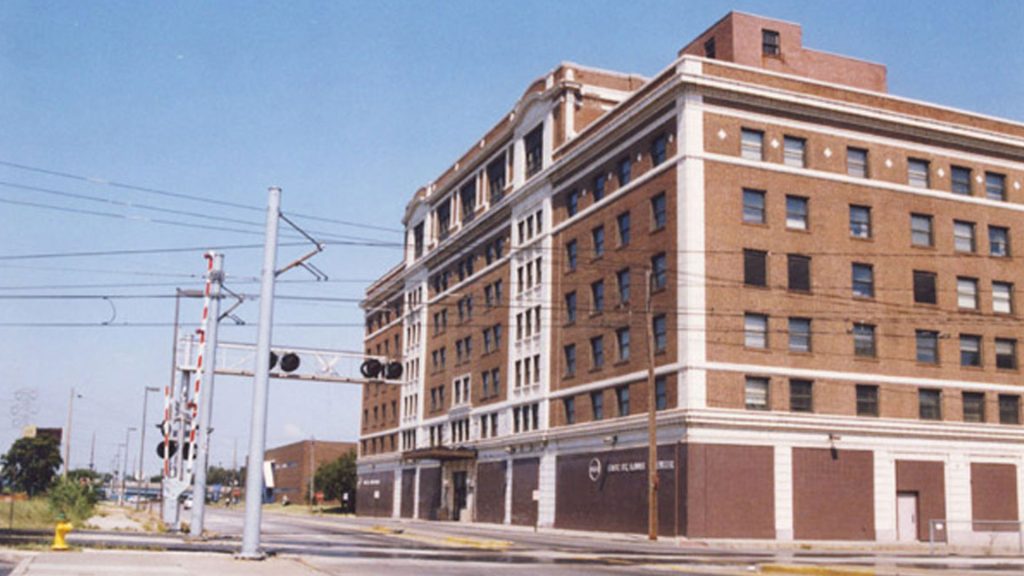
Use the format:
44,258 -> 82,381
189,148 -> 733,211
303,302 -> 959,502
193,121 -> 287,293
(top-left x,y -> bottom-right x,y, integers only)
760,564 -> 875,576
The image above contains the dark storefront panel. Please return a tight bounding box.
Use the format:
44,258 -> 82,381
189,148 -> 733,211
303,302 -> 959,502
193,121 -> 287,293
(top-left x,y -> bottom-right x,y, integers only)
686,443 -> 774,539
971,462 -> 1019,531
475,461 -> 507,524
418,466 -> 442,521
356,471 -> 394,518
511,458 -> 539,526
896,460 -> 946,541
400,469 -> 416,519
555,446 -> 677,535
793,448 -> 874,540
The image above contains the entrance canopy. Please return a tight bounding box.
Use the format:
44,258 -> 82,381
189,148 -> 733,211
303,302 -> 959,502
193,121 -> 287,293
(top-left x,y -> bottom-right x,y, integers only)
402,447 -> 477,462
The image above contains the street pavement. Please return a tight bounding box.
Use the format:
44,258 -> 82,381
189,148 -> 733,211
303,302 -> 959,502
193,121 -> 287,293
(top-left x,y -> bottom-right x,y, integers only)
7,507 -> 1024,575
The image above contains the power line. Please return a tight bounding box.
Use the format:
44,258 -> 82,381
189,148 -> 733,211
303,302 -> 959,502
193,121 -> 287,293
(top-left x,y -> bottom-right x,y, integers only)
0,158 -> 403,234
0,239 -> 399,261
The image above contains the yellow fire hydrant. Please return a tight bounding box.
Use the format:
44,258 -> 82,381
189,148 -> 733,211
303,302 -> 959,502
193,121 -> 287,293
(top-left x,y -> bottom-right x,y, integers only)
52,518 -> 73,551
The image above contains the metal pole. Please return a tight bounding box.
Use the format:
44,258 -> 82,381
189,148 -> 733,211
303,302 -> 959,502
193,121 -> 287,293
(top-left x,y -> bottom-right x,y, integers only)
239,186 -> 282,560
308,438 -> 315,512
63,387 -> 74,478
119,428 -> 136,506
89,432 -> 95,471
137,387 -> 159,510
645,269 -> 658,541
191,253 -> 224,538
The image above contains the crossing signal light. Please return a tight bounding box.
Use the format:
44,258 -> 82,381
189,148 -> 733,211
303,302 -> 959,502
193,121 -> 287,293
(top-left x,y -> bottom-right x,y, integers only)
359,359 -> 403,380
156,440 -> 193,459
269,351 -> 300,373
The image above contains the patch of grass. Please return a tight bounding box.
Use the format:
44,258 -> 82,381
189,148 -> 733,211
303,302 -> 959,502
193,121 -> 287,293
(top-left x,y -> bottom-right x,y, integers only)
1,497 -> 58,530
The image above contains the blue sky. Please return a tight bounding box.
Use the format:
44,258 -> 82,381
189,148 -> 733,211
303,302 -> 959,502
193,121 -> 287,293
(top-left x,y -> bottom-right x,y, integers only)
1,1 -> 1021,476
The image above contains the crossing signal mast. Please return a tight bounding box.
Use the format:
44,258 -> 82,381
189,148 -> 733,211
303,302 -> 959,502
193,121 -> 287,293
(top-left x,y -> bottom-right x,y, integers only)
157,187 -> 403,555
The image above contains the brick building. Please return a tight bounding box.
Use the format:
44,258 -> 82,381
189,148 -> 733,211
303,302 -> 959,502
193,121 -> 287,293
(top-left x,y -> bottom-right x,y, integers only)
264,439 -> 355,504
359,12 -> 1024,544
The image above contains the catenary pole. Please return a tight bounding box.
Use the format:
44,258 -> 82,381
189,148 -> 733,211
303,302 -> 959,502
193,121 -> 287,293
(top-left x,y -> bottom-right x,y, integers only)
119,427 -> 136,506
63,387 -> 75,478
239,186 -> 281,559
190,253 -> 224,538
137,386 -> 160,510
645,269 -> 658,541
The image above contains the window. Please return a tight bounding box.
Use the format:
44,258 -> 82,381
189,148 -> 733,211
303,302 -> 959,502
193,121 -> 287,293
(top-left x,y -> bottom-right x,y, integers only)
565,292 -> 577,323
963,392 -> 985,423
745,377 -> 769,410
590,336 -> 604,369
986,172 -> 1006,201
653,314 -> 667,353
704,37 -> 716,59
742,189 -> 766,223
651,253 -> 667,290
762,29 -> 780,56
913,271 -> 937,304
487,157 -> 506,203
993,281 -> 1014,314
957,277 -> 978,309
593,174 -> 607,202
789,317 -> 811,352
616,386 -> 630,416
744,313 -> 768,349
852,263 -> 874,298
783,137 -> 806,168
916,330 -> 939,364
954,221 -> 976,253
651,192 -> 667,230
741,130 -> 764,161
997,338 -> 1017,370
788,254 -> 810,292
744,249 -> 768,287
460,180 -> 476,221
591,391 -> 604,421
564,344 -> 577,377
849,205 -> 871,238
786,195 -> 808,230
413,222 -> 425,258
616,327 -> 630,361
952,166 -> 972,195
911,214 -> 933,247
847,147 -> 868,178
591,280 -> 605,313
908,158 -> 930,189
655,376 -> 668,410
919,389 -> 942,420
617,268 -> 631,304
617,212 -> 631,246
989,226 -> 1010,257
592,226 -> 605,257
790,380 -> 813,413
564,397 -> 576,425
960,334 -> 981,367
567,189 -> 580,217
856,384 -> 879,417
999,395 -> 1020,425
617,157 -> 632,187
651,134 -> 668,167
436,201 -> 451,240
853,323 -> 876,357
525,125 -> 543,178
566,240 -> 578,271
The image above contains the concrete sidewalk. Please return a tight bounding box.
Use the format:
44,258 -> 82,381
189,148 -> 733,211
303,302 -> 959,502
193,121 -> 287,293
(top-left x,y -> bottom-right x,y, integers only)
8,550 -> 322,576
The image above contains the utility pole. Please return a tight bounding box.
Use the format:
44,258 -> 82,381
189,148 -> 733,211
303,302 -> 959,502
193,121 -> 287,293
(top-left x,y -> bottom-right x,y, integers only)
308,437 -> 315,512
644,269 -> 658,541
89,432 -> 95,471
63,387 -> 80,478
190,252 -> 224,538
119,428 -> 136,506
240,186 -> 282,560
137,386 -> 160,510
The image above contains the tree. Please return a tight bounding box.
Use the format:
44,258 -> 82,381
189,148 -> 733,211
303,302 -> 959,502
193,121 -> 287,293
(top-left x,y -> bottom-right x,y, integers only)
314,452 -> 356,509
0,436 -> 62,496
206,465 -> 240,486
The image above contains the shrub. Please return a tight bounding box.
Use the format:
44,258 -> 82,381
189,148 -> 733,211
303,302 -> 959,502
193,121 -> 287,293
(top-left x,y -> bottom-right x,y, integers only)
48,477 -> 98,525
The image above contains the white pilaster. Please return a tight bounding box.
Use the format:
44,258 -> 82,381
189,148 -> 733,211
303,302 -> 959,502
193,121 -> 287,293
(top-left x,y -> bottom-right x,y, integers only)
412,466 -> 421,520
504,456 -> 514,525
874,450 -> 896,541
393,468 -> 402,519
945,452 -> 971,541
538,450 -> 556,528
675,77 -> 707,410
774,444 -> 793,540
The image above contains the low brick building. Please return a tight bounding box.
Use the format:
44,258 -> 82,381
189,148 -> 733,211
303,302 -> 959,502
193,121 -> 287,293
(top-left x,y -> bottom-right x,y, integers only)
265,439 -> 355,504
359,11 -> 1024,545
